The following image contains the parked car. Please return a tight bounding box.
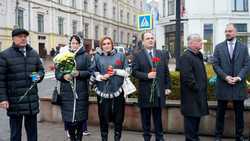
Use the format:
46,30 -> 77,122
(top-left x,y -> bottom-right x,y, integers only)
114,46 -> 126,54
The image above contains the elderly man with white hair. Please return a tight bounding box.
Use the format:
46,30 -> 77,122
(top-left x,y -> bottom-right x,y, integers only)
179,34 -> 209,141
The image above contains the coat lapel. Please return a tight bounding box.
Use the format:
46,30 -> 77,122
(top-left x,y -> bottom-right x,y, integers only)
233,41 -> 240,61
222,41 -> 231,64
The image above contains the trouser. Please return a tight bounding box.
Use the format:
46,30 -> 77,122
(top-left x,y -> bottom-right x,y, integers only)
64,121 -> 84,141
97,94 -> 125,141
65,120 -> 88,131
82,120 -> 88,131
140,107 -> 164,141
9,114 -> 38,141
215,100 -> 244,139
184,116 -> 201,141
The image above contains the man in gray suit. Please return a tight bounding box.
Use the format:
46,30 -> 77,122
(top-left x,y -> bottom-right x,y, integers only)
212,23 -> 249,141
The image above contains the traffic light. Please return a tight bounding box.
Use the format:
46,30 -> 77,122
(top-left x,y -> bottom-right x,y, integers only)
132,35 -> 137,48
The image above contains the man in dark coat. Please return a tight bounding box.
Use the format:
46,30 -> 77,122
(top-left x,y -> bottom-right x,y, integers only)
212,23 -> 249,141
180,34 -> 209,141
0,28 -> 45,141
132,31 -> 171,141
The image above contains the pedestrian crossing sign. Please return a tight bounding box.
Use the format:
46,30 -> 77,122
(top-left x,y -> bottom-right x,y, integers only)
137,14 -> 153,31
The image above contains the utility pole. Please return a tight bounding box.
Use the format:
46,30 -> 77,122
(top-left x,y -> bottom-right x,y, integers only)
28,0 -> 31,31
175,0 -> 181,70
15,0 -> 19,28
172,0 -> 188,70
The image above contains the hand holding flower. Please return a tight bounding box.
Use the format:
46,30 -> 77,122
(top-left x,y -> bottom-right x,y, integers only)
101,74 -> 111,80
107,65 -> 115,76
71,70 -> 80,77
64,74 -> 73,81
148,71 -> 156,79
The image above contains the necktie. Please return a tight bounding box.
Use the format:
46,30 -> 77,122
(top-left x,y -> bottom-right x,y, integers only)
229,42 -> 234,59
149,51 -> 153,58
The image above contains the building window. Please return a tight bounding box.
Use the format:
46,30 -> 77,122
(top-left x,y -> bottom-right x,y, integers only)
113,7 -> 116,20
17,9 -> 24,28
133,15 -> 136,27
104,27 -> 108,36
84,0 -> 88,11
72,0 -> 76,8
37,14 -> 44,33
72,20 -> 77,34
234,23 -> 248,46
203,24 -> 213,55
84,23 -> 89,39
94,0 -> 98,14
163,0 -> 166,17
120,9 -> 123,22
113,30 -> 117,42
95,25 -> 99,40
168,0 -> 175,16
232,0 -> 248,12
103,3 -> 107,17
120,31 -> 124,43
58,17 -> 64,35
127,12 -> 130,25
58,0 -> 62,4
234,23 -> 247,32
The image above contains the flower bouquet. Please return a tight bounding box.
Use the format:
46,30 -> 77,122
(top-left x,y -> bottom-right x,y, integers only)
149,57 -> 160,103
53,51 -> 78,99
246,80 -> 250,95
53,51 -> 76,74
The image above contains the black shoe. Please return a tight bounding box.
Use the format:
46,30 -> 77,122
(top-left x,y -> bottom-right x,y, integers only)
102,137 -> 108,141
236,136 -> 245,141
114,132 -> 121,141
214,136 -> 222,141
101,132 -> 108,141
76,134 -> 82,141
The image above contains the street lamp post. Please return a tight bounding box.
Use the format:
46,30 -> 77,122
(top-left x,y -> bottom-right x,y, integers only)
15,0 -> 19,28
28,0 -> 31,32
175,0 -> 181,71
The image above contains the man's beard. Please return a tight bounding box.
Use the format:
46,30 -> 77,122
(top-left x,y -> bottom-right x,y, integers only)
226,36 -> 235,41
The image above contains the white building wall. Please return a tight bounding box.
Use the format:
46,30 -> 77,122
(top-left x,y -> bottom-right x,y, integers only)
158,0 -> 250,51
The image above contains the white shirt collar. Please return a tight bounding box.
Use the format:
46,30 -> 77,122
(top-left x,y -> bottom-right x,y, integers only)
146,49 -> 154,56
227,38 -> 236,46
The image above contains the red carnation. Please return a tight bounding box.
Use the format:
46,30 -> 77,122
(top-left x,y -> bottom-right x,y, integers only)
48,64 -> 56,71
115,60 -> 122,66
151,57 -> 160,63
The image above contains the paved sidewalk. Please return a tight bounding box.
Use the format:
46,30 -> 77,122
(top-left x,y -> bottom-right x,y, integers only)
0,121 -> 235,141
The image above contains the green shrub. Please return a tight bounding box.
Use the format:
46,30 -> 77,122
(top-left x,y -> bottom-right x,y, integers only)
128,64 -> 217,101
89,64 -> 248,101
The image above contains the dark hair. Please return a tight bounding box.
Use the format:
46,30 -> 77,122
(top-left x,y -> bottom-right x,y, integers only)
70,35 -> 81,44
99,36 -> 114,49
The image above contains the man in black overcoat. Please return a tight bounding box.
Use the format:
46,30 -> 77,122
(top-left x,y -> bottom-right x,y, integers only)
212,23 -> 249,141
180,34 -> 209,141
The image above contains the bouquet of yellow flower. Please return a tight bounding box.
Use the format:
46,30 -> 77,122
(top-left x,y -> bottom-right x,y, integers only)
53,51 -> 78,99
53,51 -> 76,74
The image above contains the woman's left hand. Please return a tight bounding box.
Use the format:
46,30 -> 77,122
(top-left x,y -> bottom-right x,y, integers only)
71,70 -> 80,77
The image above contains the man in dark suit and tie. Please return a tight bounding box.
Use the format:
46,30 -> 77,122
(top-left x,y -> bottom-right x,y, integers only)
132,31 -> 171,141
212,23 -> 249,141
